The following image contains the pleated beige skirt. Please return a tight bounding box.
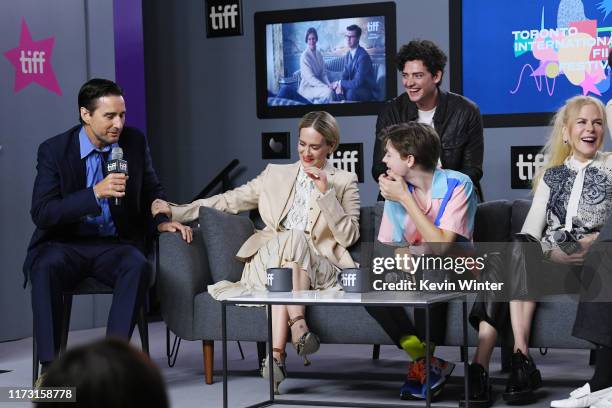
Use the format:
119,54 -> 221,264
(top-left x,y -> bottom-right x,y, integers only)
208,229 -> 339,301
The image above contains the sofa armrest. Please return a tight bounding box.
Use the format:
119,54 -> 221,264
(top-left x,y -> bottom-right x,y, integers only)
474,200 -> 512,242
350,206 -> 375,269
157,228 -> 211,339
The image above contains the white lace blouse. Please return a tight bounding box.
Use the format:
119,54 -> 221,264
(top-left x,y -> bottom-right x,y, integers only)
281,165 -> 316,231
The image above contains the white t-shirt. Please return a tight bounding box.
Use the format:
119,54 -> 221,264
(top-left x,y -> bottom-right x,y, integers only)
417,107 -> 441,167
417,107 -> 436,127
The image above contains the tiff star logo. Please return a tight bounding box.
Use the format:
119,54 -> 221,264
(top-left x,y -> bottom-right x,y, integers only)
3,18 -> 61,95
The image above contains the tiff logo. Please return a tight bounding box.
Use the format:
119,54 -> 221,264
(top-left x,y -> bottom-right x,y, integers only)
516,152 -> 545,181
3,18 -> 62,95
20,50 -> 45,74
205,0 -> 242,38
330,151 -> 358,173
107,161 -> 128,173
342,273 -> 356,287
209,4 -> 238,30
266,273 -> 274,286
510,146 -> 544,189
328,143 -> 364,182
367,21 -> 380,32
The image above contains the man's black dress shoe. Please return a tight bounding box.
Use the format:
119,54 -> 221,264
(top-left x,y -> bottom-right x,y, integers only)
459,363 -> 492,408
502,349 -> 542,404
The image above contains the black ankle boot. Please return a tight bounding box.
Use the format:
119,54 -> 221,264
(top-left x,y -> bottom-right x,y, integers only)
502,349 -> 542,404
459,363 -> 492,408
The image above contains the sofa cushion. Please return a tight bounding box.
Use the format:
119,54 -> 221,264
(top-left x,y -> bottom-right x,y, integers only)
374,202 -> 384,239
511,199 -> 532,235
348,207 -> 376,267
199,207 -> 254,283
473,200 -> 512,242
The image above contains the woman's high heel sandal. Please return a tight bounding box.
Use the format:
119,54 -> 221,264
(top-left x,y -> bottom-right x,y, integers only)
288,315 -> 320,366
260,348 -> 287,395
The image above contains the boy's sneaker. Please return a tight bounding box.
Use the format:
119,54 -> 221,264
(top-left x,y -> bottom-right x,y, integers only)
400,356 -> 456,400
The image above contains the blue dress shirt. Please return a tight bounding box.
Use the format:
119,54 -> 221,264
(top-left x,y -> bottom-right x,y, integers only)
79,126 -> 117,236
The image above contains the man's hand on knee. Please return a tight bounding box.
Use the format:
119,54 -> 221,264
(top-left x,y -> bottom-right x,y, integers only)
158,221 -> 192,243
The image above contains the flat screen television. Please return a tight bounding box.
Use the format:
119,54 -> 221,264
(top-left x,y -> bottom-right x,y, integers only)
450,0 -> 612,127
254,2 -> 397,118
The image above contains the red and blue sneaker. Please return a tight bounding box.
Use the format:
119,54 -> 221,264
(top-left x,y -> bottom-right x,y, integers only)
399,356 -> 455,400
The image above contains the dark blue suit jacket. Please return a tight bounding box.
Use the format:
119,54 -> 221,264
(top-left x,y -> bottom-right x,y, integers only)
23,125 -> 168,283
341,45 -> 377,101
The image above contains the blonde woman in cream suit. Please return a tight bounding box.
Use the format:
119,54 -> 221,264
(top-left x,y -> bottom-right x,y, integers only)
151,111 -> 360,394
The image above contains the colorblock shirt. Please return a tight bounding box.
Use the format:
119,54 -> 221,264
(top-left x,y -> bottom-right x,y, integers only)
378,169 -> 477,244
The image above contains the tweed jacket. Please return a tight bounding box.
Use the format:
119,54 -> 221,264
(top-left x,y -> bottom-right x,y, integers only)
522,152 -> 612,246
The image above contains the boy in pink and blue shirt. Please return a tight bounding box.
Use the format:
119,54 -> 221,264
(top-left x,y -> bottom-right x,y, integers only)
366,122 -> 477,400
378,167 -> 476,244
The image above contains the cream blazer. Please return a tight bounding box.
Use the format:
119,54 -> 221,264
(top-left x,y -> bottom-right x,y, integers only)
169,161 -> 360,268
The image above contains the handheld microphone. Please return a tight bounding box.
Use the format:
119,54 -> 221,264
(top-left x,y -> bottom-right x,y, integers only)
105,146 -> 128,206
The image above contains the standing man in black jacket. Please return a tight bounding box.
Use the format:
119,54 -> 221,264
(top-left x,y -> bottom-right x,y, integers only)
372,39 -> 484,200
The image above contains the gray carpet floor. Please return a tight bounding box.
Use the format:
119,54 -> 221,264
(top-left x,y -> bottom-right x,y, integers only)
0,321 -> 594,407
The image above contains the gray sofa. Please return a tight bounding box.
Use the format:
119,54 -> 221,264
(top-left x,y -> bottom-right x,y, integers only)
157,199 -> 593,384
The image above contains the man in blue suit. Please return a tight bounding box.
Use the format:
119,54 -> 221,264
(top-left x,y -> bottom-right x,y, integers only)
332,24 -> 377,101
24,78 -> 191,377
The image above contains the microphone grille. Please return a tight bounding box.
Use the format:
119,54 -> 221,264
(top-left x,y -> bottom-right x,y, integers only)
111,146 -> 123,160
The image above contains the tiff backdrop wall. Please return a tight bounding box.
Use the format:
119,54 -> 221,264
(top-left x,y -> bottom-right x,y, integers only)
4,0 -> 612,342
0,0 -> 116,342
143,0 -> 598,207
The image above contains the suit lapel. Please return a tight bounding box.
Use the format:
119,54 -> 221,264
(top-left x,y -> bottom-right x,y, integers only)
350,48 -> 361,76
345,53 -> 354,77
275,162 -> 300,228
67,128 -> 86,189
308,161 -> 336,229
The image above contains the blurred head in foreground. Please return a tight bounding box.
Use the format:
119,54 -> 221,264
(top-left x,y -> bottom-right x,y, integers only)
38,338 -> 168,408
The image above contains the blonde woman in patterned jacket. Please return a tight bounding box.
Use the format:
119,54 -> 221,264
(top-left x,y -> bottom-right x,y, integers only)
466,95 -> 612,407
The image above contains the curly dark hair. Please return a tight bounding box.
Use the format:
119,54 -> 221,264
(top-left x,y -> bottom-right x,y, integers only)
396,40 -> 447,80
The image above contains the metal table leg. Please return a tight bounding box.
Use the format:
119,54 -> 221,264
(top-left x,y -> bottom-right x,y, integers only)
425,304 -> 431,408
222,301 -> 228,408
268,305 -> 274,401
463,297 -> 470,408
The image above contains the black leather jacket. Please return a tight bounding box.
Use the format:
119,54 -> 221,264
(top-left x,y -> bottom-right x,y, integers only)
372,90 -> 484,199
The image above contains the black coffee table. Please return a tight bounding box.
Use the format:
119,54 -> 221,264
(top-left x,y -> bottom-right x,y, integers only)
221,290 -> 469,408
